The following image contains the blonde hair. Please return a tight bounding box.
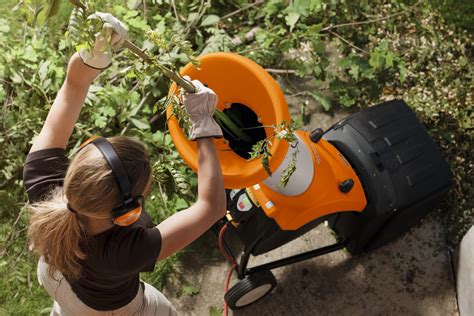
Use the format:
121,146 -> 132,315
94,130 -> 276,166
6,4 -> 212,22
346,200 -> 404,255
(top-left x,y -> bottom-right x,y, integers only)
28,136 -> 151,280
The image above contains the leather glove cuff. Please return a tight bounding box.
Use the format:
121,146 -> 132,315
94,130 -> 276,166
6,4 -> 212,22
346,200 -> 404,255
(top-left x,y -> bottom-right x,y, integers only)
78,48 -> 112,70
188,115 -> 223,141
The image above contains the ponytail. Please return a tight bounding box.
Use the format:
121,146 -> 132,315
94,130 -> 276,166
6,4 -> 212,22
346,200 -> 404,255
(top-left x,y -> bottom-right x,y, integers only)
27,187 -> 86,280
28,136 -> 151,280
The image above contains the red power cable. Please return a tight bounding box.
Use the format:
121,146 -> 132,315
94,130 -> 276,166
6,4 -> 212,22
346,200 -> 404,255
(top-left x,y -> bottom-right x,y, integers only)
219,223 -> 237,316
224,264 -> 237,316
218,223 -> 237,265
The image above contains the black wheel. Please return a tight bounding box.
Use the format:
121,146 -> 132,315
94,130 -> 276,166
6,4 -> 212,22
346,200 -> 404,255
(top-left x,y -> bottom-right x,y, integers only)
225,270 -> 277,309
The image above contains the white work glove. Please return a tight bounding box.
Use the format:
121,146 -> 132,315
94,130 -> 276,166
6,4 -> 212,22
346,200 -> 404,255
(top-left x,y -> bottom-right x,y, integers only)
182,77 -> 223,140
78,12 -> 127,70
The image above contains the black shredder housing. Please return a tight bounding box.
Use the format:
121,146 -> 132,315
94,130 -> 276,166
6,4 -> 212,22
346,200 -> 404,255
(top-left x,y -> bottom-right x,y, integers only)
324,99 -> 453,254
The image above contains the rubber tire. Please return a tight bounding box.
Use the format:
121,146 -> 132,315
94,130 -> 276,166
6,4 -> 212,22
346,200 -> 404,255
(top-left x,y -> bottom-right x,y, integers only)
225,270 -> 277,310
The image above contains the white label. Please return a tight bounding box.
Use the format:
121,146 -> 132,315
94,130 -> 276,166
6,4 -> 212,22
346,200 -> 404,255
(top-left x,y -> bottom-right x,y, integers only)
265,200 -> 274,209
237,194 -> 252,212
229,189 -> 240,200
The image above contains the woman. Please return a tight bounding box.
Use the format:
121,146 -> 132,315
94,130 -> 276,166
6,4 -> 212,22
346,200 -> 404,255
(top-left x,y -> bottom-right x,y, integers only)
24,12 -> 226,315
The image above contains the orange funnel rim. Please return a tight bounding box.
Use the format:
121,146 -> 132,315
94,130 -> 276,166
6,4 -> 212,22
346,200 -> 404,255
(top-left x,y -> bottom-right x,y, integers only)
167,52 -> 290,188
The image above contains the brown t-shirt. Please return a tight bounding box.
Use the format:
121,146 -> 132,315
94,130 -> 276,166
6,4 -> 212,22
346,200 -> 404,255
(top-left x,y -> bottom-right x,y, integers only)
23,148 -> 162,311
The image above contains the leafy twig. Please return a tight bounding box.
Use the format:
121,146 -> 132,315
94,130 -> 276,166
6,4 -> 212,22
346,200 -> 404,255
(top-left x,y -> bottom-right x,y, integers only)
220,0 -> 265,20
279,147 -> 299,188
0,208 -> 25,258
68,0 -> 197,93
321,10 -> 411,32
241,125 -> 274,130
170,0 -> 181,25
327,30 -> 369,55
287,91 -> 312,98
213,110 -> 252,143
184,0 -> 207,37
265,68 -> 297,74
237,46 -> 268,55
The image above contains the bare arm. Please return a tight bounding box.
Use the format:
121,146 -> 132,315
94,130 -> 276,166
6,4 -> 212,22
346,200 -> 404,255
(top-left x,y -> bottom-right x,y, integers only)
29,53 -> 101,153
157,138 -> 226,260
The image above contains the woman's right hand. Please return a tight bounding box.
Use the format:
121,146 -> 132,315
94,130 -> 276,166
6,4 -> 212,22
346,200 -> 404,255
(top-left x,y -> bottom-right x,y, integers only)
182,77 -> 223,140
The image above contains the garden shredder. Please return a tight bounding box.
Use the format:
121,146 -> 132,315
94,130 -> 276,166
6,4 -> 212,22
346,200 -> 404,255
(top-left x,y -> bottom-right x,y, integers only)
166,52 -> 453,309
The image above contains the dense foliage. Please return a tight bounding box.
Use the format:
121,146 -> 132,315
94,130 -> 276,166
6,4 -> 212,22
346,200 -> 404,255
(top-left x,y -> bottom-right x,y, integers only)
0,0 -> 472,314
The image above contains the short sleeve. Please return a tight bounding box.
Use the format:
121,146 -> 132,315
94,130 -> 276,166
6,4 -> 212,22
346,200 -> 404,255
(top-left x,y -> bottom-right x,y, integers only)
23,148 -> 69,203
116,227 -> 162,273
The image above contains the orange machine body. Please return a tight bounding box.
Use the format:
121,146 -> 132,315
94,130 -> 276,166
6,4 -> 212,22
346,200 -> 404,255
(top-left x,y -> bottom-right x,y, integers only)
248,131 -> 367,231
168,52 -> 367,230
167,52 -> 290,189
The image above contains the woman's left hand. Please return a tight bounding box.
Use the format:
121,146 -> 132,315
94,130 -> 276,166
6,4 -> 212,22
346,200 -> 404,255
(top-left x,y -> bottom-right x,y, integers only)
78,12 -> 127,70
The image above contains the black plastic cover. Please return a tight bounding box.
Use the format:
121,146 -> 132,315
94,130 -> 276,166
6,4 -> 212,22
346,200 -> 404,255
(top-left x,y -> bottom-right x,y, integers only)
324,99 -> 453,253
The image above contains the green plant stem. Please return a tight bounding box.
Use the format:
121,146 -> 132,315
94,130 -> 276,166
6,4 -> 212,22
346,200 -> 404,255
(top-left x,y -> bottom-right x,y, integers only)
121,42 -> 254,144
213,110 -> 252,143
241,125 -> 275,130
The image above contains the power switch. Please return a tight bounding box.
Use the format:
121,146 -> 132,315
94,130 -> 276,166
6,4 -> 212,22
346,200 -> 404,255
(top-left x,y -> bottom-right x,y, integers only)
339,179 -> 354,193
310,128 -> 324,143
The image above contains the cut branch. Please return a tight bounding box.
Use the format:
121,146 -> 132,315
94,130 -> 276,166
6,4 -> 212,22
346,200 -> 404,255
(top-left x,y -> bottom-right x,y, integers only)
69,0 -> 196,93
327,30 -> 369,55
265,68 -> 296,74
321,8 -> 414,32
220,0 -> 265,20
0,208 -> 25,258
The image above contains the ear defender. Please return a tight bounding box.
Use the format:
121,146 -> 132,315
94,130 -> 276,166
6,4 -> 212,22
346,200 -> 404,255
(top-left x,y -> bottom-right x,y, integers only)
79,136 -> 143,226
112,198 -> 142,226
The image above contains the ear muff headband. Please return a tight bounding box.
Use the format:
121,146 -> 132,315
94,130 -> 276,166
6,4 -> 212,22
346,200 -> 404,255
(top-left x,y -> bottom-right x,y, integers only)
80,136 -> 142,226
90,137 -> 133,203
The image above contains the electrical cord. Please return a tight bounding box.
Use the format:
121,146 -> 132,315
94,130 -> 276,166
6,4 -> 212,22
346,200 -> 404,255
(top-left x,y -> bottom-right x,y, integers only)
219,222 -> 237,316
219,222 -> 237,265
224,263 -> 237,316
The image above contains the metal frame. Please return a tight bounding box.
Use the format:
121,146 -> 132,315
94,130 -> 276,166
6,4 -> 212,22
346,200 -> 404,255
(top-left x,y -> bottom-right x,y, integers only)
215,222 -> 348,280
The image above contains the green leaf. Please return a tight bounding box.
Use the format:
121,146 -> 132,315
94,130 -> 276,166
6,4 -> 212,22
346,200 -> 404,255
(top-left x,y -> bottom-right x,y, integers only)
101,106 -> 116,117
200,15 -> 220,27
188,12 -> 199,23
0,19 -> 10,33
174,198 -> 188,210
94,115 -> 107,128
23,45 -> 38,62
38,60 -> 50,81
39,307 -> 53,314
309,0 -> 322,11
340,95 -> 356,107
385,52 -> 395,67
348,64 -> 359,81
286,0 -> 310,15
309,92 -> 332,111
369,51 -> 383,69
127,17 -> 149,32
44,0 -> 62,20
285,12 -> 300,31
209,305 -> 223,316
279,148 -> 298,188
130,118 -> 150,130
181,285 -> 200,296
0,86 -> 5,104
398,61 -> 407,83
